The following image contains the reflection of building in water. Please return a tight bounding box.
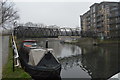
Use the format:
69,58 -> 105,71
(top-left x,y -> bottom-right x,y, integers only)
81,46 -> 120,79
38,39 -> 82,58
38,39 -> 120,79
59,54 -> 81,70
49,41 -> 81,58
60,45 -> 120,79
59,54 -> 92,77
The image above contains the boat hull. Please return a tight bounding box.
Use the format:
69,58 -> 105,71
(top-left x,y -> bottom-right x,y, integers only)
18,48 -> 61,79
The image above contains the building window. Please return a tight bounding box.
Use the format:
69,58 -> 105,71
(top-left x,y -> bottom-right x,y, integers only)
93,6 -> 95,12
93,14 -> 95,17
93,19 -> 96,22
102,5 -> 104,9
90,9 -> 92,14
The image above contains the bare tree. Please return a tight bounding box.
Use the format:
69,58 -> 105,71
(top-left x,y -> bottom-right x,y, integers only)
0,0 -> 19,29
24,22 -> 46,28
0,1 -> 2,26
25,22 -> 34,27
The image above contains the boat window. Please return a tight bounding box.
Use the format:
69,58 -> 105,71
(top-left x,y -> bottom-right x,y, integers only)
23,42 -> 37,46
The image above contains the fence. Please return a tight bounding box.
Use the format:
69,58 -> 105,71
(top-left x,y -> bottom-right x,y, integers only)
11,33 -> 19,71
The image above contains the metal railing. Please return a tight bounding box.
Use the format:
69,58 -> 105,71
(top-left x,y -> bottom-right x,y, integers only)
11,33 -> 19,71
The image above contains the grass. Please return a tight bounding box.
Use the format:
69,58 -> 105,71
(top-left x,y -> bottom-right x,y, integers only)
95,38 -> 120,44
64,37 -> 120,46
2,36 -> 31,79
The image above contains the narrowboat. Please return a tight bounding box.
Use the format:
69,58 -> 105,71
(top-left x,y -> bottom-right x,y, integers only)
18,40 -> 61,79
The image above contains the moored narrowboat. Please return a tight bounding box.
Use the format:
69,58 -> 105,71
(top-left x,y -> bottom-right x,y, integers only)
18,40 -> 61,79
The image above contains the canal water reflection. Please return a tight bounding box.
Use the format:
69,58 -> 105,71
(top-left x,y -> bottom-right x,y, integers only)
38,39 -> 120,79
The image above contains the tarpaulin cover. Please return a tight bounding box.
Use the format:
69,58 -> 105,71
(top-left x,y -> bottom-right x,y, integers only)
28,48 -> 54,66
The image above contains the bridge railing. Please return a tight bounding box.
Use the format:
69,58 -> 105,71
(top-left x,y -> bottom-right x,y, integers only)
14,26 -> 81,38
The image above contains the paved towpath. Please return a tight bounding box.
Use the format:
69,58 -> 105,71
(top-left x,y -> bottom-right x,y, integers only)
0,36 -> 9,79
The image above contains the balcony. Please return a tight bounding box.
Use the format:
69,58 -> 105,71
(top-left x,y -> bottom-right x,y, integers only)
109,26 -> 120,31
109,21 -> 116,25
116,20 -> 120,24
97,14 -> 102,17
86,15 -> 90,18
109,27 -> 118,31
97,18 -> 103,23
109,20 -> 120,25
97,14 -> 103,18
96,24 -> 103,28
87,18 -> 91,22
87,24 -> 91,26
97,29 -> 104,33
109,14 -> 120,18
110,7 -> 118,11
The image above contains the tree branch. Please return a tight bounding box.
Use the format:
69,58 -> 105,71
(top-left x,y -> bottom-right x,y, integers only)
0,0 -> 19,26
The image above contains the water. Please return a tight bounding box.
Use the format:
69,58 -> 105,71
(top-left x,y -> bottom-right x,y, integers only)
37,39 -> 120,79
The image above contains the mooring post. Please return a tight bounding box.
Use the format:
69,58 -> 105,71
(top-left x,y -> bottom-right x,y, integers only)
46,40 -> 48,48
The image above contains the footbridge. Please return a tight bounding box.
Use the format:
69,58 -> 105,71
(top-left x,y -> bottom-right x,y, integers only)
14,26 -> 81,38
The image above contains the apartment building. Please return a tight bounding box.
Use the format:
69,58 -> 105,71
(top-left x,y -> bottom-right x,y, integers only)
80,2 -> 120,38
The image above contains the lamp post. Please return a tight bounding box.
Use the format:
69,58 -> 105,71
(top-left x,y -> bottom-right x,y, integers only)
13,21 -> 17,35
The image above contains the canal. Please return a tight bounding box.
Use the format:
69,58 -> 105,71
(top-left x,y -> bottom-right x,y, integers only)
37,38 -> 120,79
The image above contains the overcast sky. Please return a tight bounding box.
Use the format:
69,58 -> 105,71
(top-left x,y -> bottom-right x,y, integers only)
13,0 -> 119,28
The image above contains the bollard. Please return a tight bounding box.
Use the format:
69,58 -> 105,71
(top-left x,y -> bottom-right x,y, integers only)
46,40 -> 48,48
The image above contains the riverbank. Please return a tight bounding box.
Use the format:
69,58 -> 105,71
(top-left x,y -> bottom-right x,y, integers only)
2,36 -> 31,79
64,38 -> 120,46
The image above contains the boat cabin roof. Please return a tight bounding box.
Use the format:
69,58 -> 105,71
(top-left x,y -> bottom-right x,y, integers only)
23,40 -> 37,42
28,48 -> 55,66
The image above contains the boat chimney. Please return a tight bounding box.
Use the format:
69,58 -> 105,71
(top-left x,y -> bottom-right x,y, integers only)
46,40 -> 48,48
